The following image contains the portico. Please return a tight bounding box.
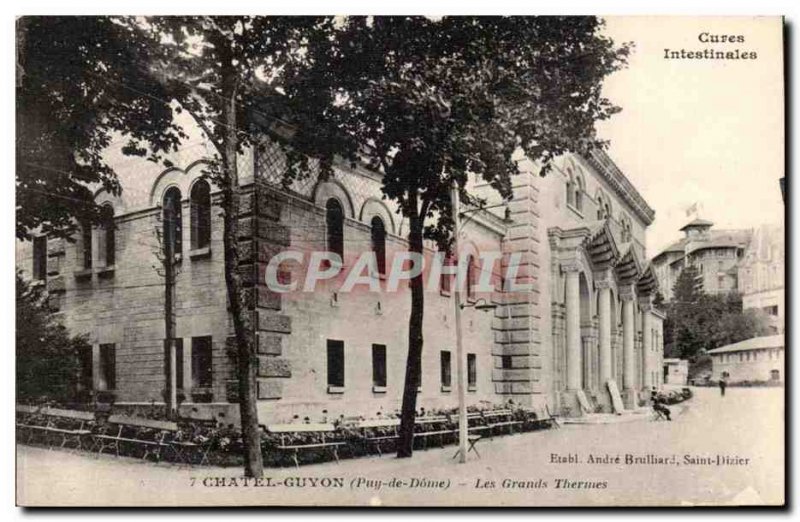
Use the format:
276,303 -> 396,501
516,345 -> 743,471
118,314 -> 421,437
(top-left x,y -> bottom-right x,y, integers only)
549,221 -> 661,415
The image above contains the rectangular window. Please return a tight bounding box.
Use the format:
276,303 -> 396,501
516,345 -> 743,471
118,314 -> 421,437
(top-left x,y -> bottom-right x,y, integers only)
191,336 -> 213,389
32,236 -> 47,280
501,355 -> 513,369
327,339 -> 345,388
467,353 -> 477,389
79,345 -> 93,392
99,343 -> 116,391
372,344 -> 387,388
440,350 -> 452,388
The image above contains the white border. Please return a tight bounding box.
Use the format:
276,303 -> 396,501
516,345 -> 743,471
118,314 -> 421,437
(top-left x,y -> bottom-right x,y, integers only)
3,2 -> 796,520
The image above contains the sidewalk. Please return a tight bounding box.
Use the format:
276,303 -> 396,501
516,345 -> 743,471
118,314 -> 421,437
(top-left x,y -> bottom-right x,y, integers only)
16,387 -> 784,507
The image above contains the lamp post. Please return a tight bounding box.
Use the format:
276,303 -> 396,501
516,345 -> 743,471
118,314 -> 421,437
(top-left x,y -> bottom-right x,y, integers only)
450,181 -> 497,463
450,181 -> 469,463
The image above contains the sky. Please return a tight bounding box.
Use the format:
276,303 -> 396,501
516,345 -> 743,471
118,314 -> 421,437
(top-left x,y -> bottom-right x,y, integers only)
595,16 -> 785,256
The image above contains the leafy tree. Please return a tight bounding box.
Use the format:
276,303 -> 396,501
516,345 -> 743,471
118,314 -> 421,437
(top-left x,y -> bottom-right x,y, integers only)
16,17 -> 186,241
18,16 -> 333,477
662,268 -> 771,361
296,16 -> 630,457
134,16 -> 334,478
672,265 -> 701,304
16,273 -> 90,402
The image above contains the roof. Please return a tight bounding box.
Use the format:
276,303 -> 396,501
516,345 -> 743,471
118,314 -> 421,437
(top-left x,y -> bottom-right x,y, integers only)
636,263 -> 659,296
583,219 -> 620,270
687,239 -> 745,254
663,358 -> 687,364
661,238 -> 688,254
668,254 -> 685,266
680,218 -> 714,231
654,229 -> 751,261
706,334 -> 784,354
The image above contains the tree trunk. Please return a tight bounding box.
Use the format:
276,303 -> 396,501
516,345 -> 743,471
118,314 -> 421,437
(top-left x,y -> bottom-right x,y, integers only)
219,66 -> 264,477
163,235 -> 176,420
397,211 -> 425,458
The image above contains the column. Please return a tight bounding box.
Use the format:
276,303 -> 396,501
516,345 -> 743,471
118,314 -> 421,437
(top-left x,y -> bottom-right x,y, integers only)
581,335 -> 592,390
621,286 -> 636,391
635,330 -> 643,389
641,301 -> 652,390
565,268 -> 582,390
597,280 -> 612,385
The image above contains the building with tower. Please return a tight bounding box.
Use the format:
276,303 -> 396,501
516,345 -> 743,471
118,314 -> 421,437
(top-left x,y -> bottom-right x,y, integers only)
651,219 -> 752,302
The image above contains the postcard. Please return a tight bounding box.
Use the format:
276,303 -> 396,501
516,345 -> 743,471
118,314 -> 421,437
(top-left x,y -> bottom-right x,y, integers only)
15,15 -> 785,507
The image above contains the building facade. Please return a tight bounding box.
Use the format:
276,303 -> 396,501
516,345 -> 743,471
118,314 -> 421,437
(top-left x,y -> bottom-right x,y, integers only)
707,334 -> 784,384
662,358 -> 688,385
652,219 -> 751,301
16,137 -> 666,423
737,224 -> 785,334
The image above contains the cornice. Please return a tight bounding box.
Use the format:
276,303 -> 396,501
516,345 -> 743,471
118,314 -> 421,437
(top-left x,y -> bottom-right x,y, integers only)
581,149 -> 656,226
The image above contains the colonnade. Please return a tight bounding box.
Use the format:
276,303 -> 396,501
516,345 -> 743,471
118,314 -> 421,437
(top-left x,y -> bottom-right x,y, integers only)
563,266 -> 658,405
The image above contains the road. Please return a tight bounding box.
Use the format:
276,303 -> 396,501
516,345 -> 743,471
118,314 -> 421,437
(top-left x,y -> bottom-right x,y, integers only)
16,386 -> 784,507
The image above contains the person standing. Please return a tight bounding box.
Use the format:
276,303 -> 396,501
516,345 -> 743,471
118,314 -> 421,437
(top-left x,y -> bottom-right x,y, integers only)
719,377 -> 727,397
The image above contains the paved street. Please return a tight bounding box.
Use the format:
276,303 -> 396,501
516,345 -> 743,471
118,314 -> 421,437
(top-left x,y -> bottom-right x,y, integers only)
16,386 -> 784,507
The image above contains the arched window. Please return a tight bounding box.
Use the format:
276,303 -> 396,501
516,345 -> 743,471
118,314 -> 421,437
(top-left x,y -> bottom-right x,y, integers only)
596,191 -> 612,221
619,214 -> 631,242
440,252 -> 454,294
190,179 -> 211,250
100,204 -> 115,267
596,193 -> 606,220
566,171 -> 575,207
466,255 -> 477,299
575,176 -> 584,212
370,215 -> 387,276
163,187 -> 183,258
326,198 -> 344,260
80,219 -> 93,269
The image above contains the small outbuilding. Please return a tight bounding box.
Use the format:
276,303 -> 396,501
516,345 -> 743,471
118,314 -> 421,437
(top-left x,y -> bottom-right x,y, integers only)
663,358 -> 689,385
706,334 -> 784,384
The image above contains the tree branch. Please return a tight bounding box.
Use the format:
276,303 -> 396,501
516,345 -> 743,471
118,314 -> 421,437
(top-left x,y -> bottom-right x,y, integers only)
180,94 -> 222,152
419,193 -> 433,221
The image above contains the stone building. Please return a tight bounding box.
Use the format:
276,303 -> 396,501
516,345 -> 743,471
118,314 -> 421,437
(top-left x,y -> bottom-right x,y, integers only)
662,358 -> 688,386
651,219 -> 752,301
16,135 -> 665,423
707,334 -> 784,384
472,149 -> 665,414
737,224 -> 785,333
